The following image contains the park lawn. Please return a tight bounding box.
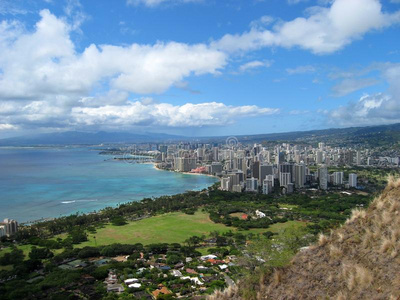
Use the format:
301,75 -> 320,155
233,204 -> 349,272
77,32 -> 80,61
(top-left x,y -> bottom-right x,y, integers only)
76,211 -> 234,247
268,220 -> 308,234
0,244 -> 35,260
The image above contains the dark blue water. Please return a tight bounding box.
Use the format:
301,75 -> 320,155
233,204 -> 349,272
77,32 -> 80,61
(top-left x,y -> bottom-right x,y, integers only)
0,147 -> 218,223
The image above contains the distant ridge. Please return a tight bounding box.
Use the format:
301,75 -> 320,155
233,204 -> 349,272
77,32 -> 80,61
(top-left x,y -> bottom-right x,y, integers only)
1,122 -> 400,146
0,131 -> 185,146
209,177 -> 400,300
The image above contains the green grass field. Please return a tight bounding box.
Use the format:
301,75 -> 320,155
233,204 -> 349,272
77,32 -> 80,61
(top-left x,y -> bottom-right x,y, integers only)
0,244 -> 35,259
268,220 -> 307,233
76,211 -> 235,247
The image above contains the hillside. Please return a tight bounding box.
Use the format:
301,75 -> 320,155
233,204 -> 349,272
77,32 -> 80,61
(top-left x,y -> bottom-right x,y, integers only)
1,123 -> 400,147
210,177 -> 400,300
0,131 -> 184,146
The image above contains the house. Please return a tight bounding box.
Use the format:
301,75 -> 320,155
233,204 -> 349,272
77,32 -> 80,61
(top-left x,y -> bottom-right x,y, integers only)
151,284 -> 172,299
219,264 -> 229,270
159,265 -> 171,271
171,270 -> 183,277
112,255 -> 128,262
180,276 -> 203,285
128,283 -> 141,289
104,270 -> 118,285
94,258 -> 110,266
207,259 -> 225,265
186,268 -> 198,275
174,262 -> 184,269
197,265 -> 208,271
107,284 -> 125,293
200,254 -> 217,261
255,210 -> 266,218
124,278 -> 139,284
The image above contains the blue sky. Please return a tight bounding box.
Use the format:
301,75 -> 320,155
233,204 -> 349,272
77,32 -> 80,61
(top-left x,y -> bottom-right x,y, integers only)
0,0 -> 400,137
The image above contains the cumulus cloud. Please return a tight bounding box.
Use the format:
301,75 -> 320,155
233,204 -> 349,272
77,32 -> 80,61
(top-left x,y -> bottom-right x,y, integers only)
0,9 -> 226,100
329,64 -> 400,126
126,0 -> 202,7
71,101 -> 280,128
238,60 -> 272,72
329,93 -> 400,126
212,0 -> 400,54
0,10 -> 280,132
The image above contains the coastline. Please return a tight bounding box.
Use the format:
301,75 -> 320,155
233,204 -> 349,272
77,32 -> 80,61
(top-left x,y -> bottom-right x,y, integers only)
152,162 -> 220,180
0,148 -> 218,224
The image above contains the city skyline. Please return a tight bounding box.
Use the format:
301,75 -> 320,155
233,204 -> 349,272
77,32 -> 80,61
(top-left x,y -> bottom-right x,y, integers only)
1,0 -> 400,138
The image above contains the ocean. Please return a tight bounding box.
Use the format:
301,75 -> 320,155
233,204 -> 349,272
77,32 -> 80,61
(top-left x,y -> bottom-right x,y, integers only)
0,147 -> 218,223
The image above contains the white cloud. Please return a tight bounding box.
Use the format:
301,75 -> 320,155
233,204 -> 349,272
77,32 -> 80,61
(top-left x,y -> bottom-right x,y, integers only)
0,123 -> 17,130
126,0 -> 202,7
239,60 -> 272,72
331,78 -> 380,96
0,9 -> 280,132
0,9 -> 227,99
329,64 -> 400,126
250,16 -> 274,29
71,101 -> 280,128
286,65 -> 316,74
212,0 -> 400,54
329,93 -> 400,126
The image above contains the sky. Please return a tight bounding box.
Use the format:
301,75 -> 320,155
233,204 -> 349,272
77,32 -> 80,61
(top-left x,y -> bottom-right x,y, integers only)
0,0 -> 400,138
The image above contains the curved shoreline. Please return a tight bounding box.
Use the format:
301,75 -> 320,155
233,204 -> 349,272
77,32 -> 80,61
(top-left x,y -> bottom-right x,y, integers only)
151,162 -> 220,179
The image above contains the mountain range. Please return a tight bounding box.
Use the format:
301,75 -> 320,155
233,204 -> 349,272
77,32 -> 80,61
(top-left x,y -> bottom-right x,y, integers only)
1,123 -> 400,146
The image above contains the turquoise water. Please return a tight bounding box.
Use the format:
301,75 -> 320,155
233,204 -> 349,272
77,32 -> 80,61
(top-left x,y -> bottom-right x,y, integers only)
0,147 -> 218,223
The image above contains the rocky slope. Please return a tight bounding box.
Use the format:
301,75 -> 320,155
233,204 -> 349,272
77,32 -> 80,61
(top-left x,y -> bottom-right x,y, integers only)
209,177 -> 400,300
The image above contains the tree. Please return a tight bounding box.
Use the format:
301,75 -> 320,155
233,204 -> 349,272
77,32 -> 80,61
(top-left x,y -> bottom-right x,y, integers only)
111,216 -> 127,226
29,247 -> 54,260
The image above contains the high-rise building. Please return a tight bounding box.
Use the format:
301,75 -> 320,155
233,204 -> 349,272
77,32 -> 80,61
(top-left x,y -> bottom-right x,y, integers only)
0,225 -> 6,238
212,147 -> 219,161
263,175 -> 274,194
159,145 -> 168,154
259,164 -> 274,182
246,177 -> 259,192
210,162 -> 222,175
174,157 -> 197,172
1,219 -> 18,237
197,148 -> 205,160
279,163 -> 294,182
356,151 -> 362,165
318,165 -> 328,190
221,177 -> 231,191
252,161 -> 260,181
349,173 -> 358,188
275,152 -> 285,165
280,172 -> 291,187
294,164 -> 306,188
316,151 -> 323,164
333,172 -> 344,185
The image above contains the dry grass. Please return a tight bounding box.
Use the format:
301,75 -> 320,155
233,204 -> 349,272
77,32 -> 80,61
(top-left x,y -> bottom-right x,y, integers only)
318,233 -> 329,247
210,177 -> 400,300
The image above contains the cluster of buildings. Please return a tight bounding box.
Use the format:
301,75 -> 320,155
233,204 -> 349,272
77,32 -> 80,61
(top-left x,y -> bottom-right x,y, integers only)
0,219 -> 18,238
153,141 -> 365,194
